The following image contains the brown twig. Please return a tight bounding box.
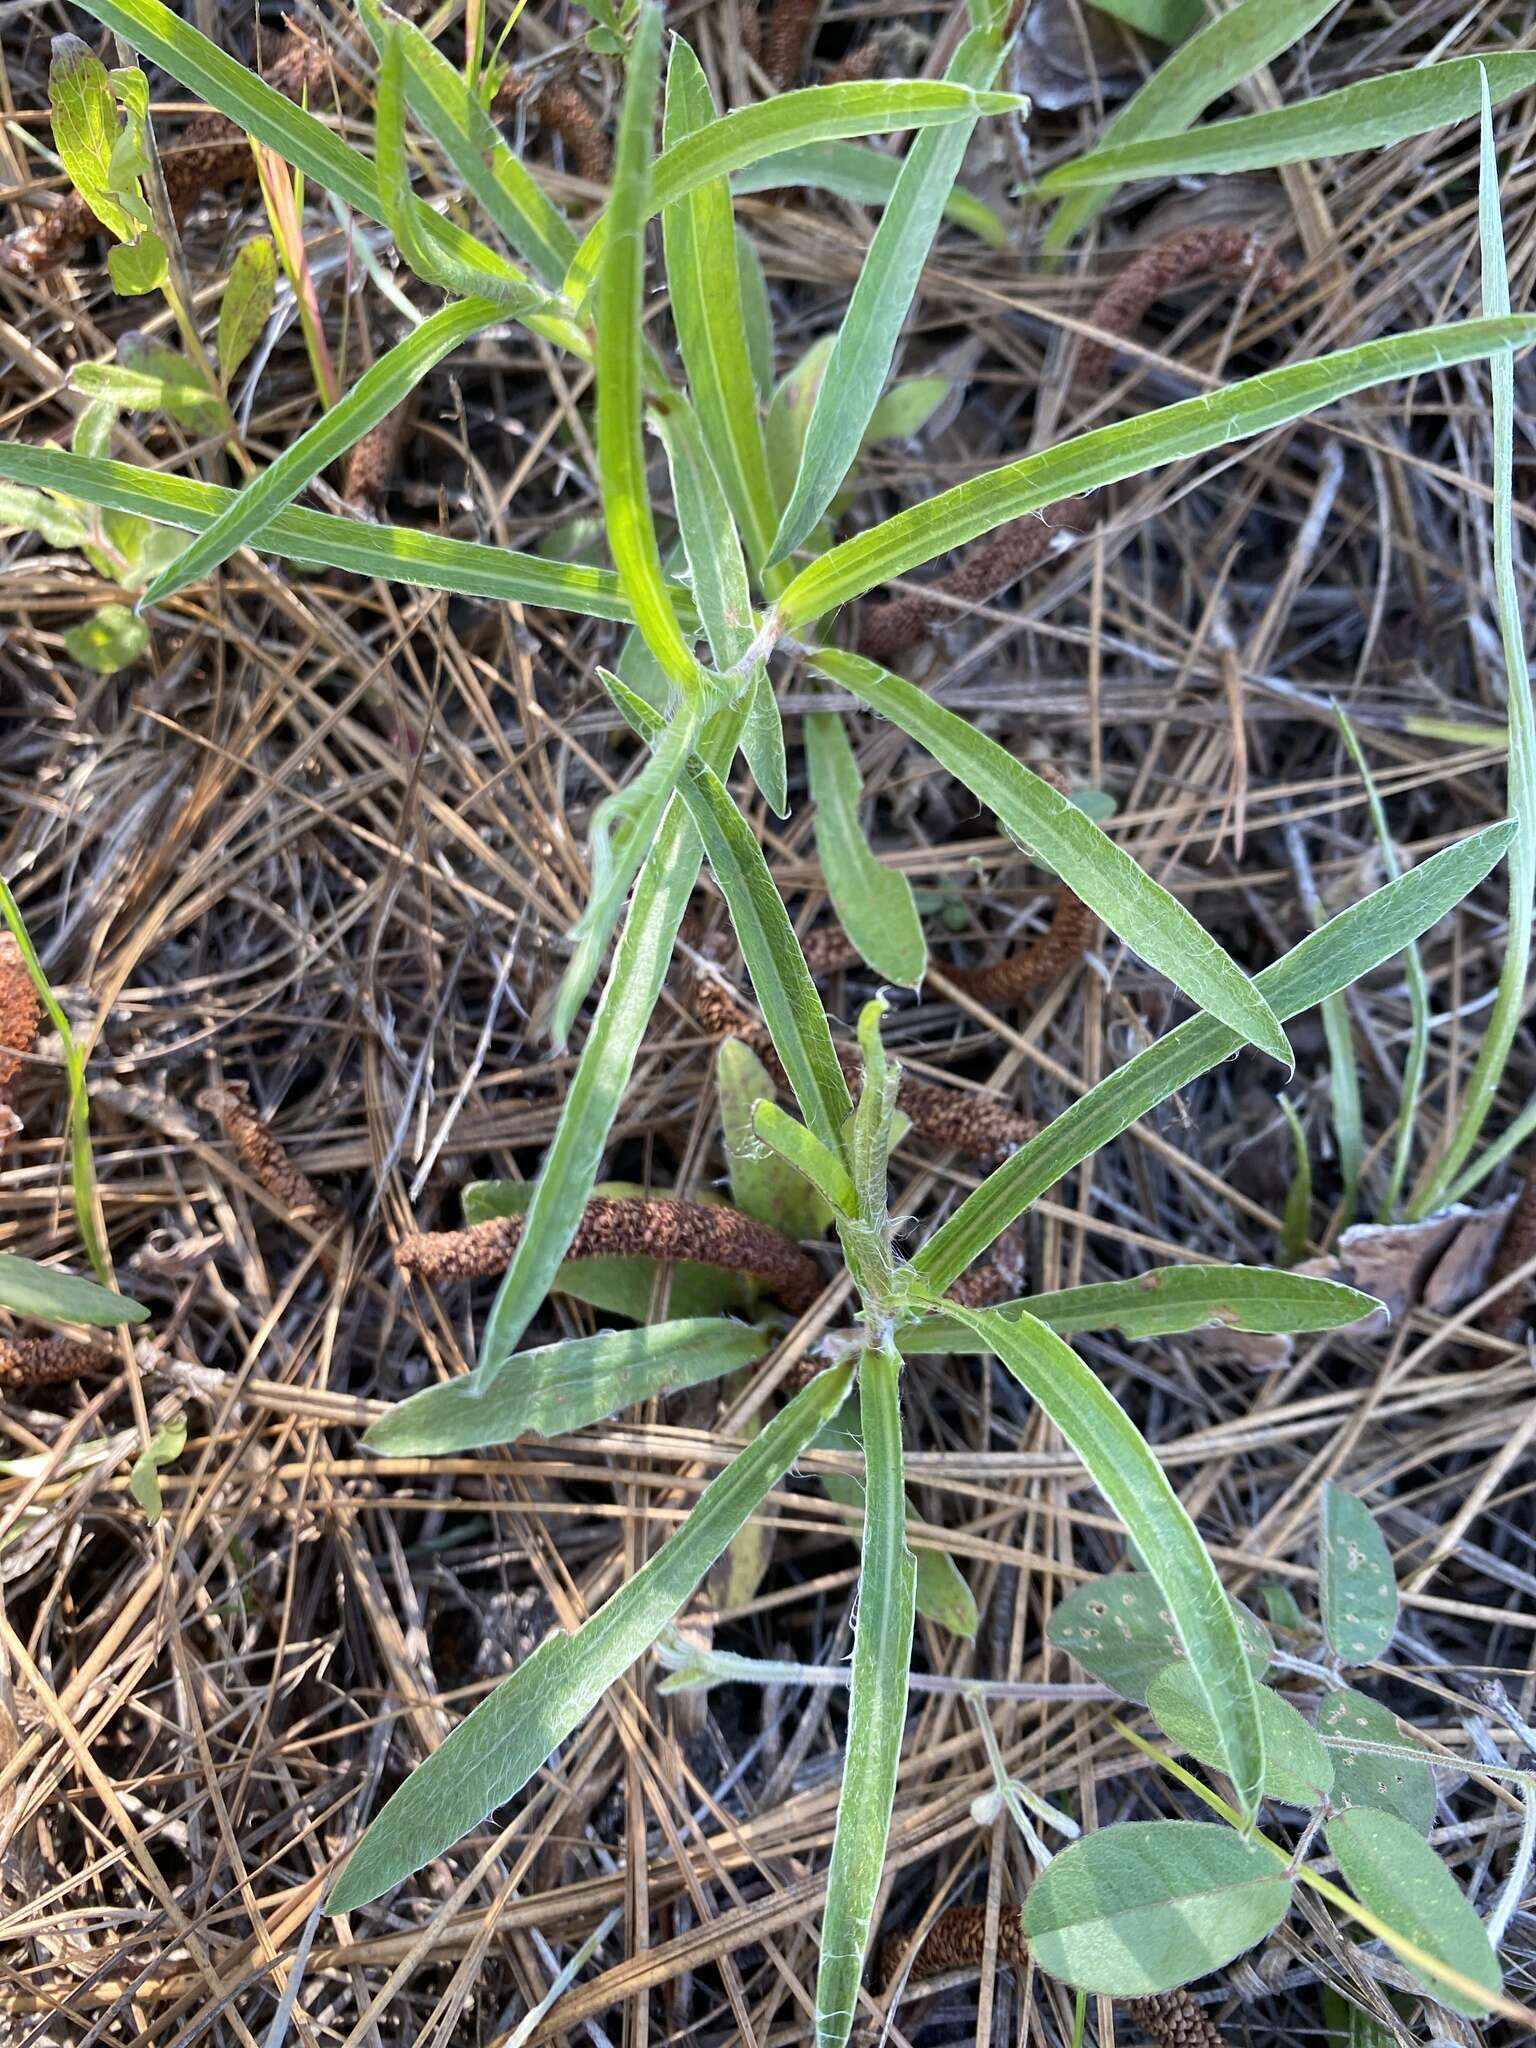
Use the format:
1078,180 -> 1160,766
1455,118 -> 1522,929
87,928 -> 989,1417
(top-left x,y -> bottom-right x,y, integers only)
856,498 -> 1095,665
1,26 -> 330,279
0,1335 -> 114,1390
197,1083 -> 342,1243
1076,225 -> 1292,391
395,1195 -> 822,1313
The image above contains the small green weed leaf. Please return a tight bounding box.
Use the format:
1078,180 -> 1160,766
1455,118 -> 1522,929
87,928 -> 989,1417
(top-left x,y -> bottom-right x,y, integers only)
129,1414 -> 186,1527
902,1264 -> 1380,1350
1318,1689 -> 1435,1832
815,1352 -> 914,2048
911,820 -> 1515,1296
71,399 -> 117,459
780,321 -> 1536,632
1039,50 -> 1536,203
1327,1807 -> 1500,2016
141,296 -> 504,607
740,667 -> 788,816
719,1041 -> 835,1235
818,652 -> 1288,1065
217,235 -> 278,385
751,1100 -> 857,1219
768,26 -> 1007,565
0,486 -> 91,552
805,712 -> 926,986
1262,1584 -> 1306,1632
1047,1571 -> 1270,1706
915,1546 -> 979,1638
1320,1988 -> 1401,2048
1024,1821 -> 1292,1995
1042,0 -> 1338,247
1278,1097 -> 1312,1264
64,603 -> 149,673
365,1319 -> 769,1455
75,352 -> 224,433
734,141 -> 1007,247
946,1306 -> 1266,1816
1148,1663 -> 1333,1808
0,1253 -> 147,1327
49,34 -> 137,241
329,1360 -> 854,1912
463,1179 -> 758,1318
106,230 -> 166,296
864,376 -> 953,447
1320,1484 -> 1398,1666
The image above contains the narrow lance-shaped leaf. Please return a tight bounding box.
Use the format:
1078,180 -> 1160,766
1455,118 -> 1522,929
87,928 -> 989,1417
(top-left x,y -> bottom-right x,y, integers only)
365,1319 -> 771,1456
0,441 -> 683,622
752,1099 -> 857,1219
652,401 -> 755,669
911,820 -> 1515,1296
940,1300 -> 1265,1817
805,712 -> 926,987
1041,0 -> 1338,248
328,1359 -> 854,1912
596,1 -> 702,696
0,1252 -> 148,1327
775,319 -> 1536,631
733,141 -> 1007,248
217,235 -> 278,387
769,24 -> 1006,565
719,1039 -> 835,1236
1320,1483 -> 1399,1667
140,296 -> 506,607
817,649 -> 1288,1064
815,1350 -> 915,2048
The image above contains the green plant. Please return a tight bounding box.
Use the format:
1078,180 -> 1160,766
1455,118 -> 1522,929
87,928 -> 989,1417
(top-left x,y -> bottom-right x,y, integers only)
4,0 -> 1534,2036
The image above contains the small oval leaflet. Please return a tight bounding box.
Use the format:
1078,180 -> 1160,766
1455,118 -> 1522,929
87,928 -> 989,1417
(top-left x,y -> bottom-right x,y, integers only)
1147,1662 -> 1333,1808
1023,1820 -> 1292,1995
1326,1807 -> 1500,2016
1320,1483 -> 1398,1665
1048,1570 -> 1272,1705
1317,1687 -> 1434,1833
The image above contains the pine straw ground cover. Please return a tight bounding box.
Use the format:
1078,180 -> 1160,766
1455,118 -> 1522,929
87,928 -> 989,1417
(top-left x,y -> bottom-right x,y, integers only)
3,0 -> 1536,2042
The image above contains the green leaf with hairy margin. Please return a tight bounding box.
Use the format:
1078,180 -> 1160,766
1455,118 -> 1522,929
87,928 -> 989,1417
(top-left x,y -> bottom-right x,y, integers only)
943,1301 -> 1265,1817
141,297 -> 505,606
777,319 -> 1536,630
653,404 -> 754,668
365,1319 -> 771,1454
741,668 -> 788,816
328,1359 -> 854,1911
815,1351 -> 914,2047
910,821 -> 1515,1295
217,235 -> 278,386
733,141 -> 1007,247
752,1100 -> 857,1219
0,1253 -> 147,1327
817,651 -> 1287,1062
720,1042 -> 836,1236
1042,0 -> 1338,248
1327,1809 -> 1500,2016
900,1265 -> 1380,1350
1148,1663 -> 1333,1808
0,443 -> 684,621
1024,1822 -> 1292,1994
735,228 -> 774,397
49,35 -> 137,241
769,26 -> 1006,565
1320,1483 -> 1398,1667
805,712 -> 926,986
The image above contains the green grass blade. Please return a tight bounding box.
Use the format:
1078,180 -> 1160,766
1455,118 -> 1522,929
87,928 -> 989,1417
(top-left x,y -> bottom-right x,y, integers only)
329,1360 -> 855,1912
140,298 -> 504,606
355,0 -> 576,288
1409,72 -> 1536,1215
817,649 -> 1288,1063
899,1264 -> 1381,1349
732,141 -> 1007,247
941,1301 -> 1265,1818
814,1350 -> 915,2047
662,38 -> 779,575
365,1318 -> 769,1455
775,319 -> 1536,633
805,711 -> 926,986
597,2 -> 701,696
0,1252 -> 147,1328
1042,0 -> 1338,248
1039,51 -> 1536,205
768,26 -> 1005,566
910,821 -> 1515,1295
0,442 -> 671,619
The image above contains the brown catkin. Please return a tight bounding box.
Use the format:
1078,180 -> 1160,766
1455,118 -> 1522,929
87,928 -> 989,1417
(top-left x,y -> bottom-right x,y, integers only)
940,890 -> 1097,1007
0,26 -> 331,279
493,73 -> 611,184
857,499 -> 1095,665
1127,1988 -> 1226,2048
761,0 -> 820,88
0,936 -> 41,1098
197,1084 -> 341,1237
943,1234 -> 1025,1309
1077,225 -> 1291,390
0,1335 -> 114,1389
397,1195 -> 823,1314
342,400 -> 416,516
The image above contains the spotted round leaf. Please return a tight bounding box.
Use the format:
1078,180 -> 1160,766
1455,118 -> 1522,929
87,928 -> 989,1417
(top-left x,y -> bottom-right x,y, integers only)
1320,1484 -> 1398,1665
1317,1688 -> 1434,1833
1048,1571 -> 1272,1705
